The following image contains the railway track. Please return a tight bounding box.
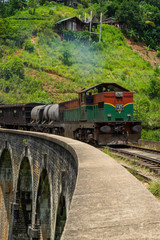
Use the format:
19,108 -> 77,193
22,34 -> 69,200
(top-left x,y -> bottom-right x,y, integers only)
106,145 -> 160,174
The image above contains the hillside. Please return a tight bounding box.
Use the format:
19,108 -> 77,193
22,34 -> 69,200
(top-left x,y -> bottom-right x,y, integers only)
125,37 -> 160,68
0,3 -> 160,141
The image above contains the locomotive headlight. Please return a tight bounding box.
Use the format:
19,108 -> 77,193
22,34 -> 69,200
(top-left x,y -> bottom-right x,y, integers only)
132,125 -> 142,133
100,126 -> 111,133
127,114 -> 131,120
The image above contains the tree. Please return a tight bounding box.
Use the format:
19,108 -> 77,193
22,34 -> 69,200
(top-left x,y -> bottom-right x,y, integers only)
116,0 -> 142,32
28,0 -> 39,14
0,0 -> 27,17
0,0 -> 5,17
0,19 -> 14,39
62,42 -> 72,66
146,0 -> 160,9
116,0 -> 141,28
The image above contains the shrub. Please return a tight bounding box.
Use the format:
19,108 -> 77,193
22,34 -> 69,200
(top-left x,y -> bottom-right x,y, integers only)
148,181 -> 160,197
23,39 -> 34,52
62,30 -> 97,42
28,9 -> 33,15
148,77 -> 160,98
141,129 -> 160,141
0,57 -> 24,80
49,9 -> 53,15
62,44 -> 72,66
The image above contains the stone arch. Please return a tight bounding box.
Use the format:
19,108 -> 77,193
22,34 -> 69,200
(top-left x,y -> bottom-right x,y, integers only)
55,193 -> 67,240
12,157 -> 32,240
36,169 -> 51,240
0,149 -> 13,240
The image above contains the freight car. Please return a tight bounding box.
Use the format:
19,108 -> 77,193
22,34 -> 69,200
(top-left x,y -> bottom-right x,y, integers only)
0,83 -> 142,145
0,103 -> 41,130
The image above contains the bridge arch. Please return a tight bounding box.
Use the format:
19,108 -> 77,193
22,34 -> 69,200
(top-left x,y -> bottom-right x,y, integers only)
55,192 -> 66,240
12,157 -> 32,239
36,168 -> 51,240
0,148 -> 13,240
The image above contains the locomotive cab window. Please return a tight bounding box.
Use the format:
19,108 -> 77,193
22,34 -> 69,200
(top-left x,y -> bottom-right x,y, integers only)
107,85 -> 124,92
81,93 -> 85,104
86,92 -> 93,104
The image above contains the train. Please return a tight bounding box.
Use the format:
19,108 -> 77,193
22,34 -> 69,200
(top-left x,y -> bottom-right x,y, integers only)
0,83 -> 142,145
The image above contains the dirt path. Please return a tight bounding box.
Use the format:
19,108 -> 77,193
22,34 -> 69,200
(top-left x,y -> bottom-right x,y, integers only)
14,48 -> 23,56
125,37 -> 160,68
31,37 -> 42,58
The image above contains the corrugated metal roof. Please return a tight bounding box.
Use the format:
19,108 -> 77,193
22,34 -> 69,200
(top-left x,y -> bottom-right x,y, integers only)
55,16 -> 86,25
55,16 -> 77,24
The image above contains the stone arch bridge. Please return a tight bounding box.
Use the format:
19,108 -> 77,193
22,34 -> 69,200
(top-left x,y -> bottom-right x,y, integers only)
1,129 -> 160,240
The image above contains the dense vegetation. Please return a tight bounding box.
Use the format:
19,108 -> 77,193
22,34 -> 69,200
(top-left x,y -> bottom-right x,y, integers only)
79,0 -> 160,49
1,0 -> 160,48
0,1 -> 160,141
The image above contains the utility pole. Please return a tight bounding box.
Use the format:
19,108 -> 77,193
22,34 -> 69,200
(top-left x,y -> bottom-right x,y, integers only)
85,12 -> 86,22
89,11 -> 92,41
99,12 -> 102,42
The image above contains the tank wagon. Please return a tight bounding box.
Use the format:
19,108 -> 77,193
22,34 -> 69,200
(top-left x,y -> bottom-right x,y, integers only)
0,83 -> 142,145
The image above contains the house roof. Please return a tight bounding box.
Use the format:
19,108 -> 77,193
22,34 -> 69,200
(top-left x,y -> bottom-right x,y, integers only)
105,17 -> 116,21
55,16 -> 85,25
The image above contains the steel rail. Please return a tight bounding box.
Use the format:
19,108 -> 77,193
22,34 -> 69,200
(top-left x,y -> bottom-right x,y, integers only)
107,146 -> 160,173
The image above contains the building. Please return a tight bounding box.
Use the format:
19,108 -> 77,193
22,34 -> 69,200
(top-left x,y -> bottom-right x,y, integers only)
55,16 -> 87,34
104,17 -> 119,27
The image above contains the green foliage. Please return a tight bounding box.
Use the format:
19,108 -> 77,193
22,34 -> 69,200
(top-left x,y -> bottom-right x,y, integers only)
106,2 -> 119,17
0,0 -> 27,17
62,30 -> 91,42
141,129 -> 160,141
127,28 -> 139,41
28,0 -> 39,14
148,77 -> 160,98
148,181 -> 160,197
116,0 -> 141,30
101,24 -> 125,47
0,56 -> 24,80
0,19 -> 15,39
115,1 -> 160,49
49,9 -> 54,15
61,42 -> 72,66
23,39 -> 35,52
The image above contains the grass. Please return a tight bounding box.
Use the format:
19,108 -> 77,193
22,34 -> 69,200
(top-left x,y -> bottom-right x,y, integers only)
148,181 -> 160,198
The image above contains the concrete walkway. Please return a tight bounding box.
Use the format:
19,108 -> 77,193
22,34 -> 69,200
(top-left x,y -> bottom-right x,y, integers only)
60,139 -> 160,240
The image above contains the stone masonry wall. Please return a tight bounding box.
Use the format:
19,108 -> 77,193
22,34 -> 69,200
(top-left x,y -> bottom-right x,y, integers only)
0,130 -> 78,240
138,139 -> 160,150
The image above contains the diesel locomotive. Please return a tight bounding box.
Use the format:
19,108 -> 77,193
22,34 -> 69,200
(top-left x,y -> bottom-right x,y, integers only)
0,83 -> 142,145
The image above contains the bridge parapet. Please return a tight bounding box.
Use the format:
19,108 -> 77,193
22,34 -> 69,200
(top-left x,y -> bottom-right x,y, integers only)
0,129 -> 160,240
